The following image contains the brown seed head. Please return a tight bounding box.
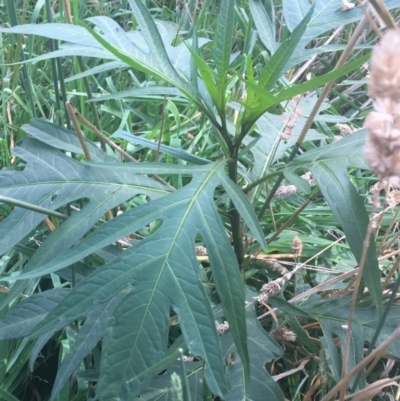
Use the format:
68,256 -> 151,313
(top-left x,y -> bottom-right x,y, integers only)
260,281 -> 281,297
368,29 -> 400,103
274,184 -> 297,199
291,235 -> 303,258
270,327 -> 297,342
386,190 -> 400,207
363,99 -> 400,178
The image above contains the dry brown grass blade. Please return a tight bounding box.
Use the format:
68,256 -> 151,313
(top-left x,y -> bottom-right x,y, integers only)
321,326 -> 400,401
343,376 -> 400,400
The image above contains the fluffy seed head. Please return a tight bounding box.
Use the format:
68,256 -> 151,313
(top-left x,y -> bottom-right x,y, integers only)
271,327 -> 297,342
363,99 -> 400,178
291,235 -> 303,258
274,184 -> 297,199
261,281 -> 281,297
363,31 -> 400,178
368,30 -> 400,103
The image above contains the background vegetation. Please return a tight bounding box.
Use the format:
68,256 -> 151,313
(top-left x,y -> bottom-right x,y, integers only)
0,0 -> 400,400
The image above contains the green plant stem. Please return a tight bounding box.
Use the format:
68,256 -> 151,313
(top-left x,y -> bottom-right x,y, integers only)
220,117 -> 234,153
243,170 -> 281,194
54,43 -> 72,130
227,157 -> 244,267
0,195 -> 68,219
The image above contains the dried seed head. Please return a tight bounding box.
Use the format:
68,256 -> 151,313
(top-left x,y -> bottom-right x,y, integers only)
256,292 -> 270,305
386,190 -> 400,207
195,245 -> 207,254
217,321 -> 229,335
291,235 -> 303,258
270,327 -> 297,342
280,96 -> 303,141
341,0 -> 355,10
301,171 -> 316,185
274,184 -> 297,199
368,30 -> 400,103
336,123 -> 356,135
260,281 -> 281,300
259,259 -> 289,275
363,99 -> 400,178
371,180 -> 388,193
364,32 -> 400,180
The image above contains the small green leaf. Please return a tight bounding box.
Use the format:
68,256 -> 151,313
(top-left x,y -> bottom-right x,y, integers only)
184,45 -> 223,112
249,0 -> 278,53
258,2 -> 315,90
243,52 -> 370,128
214,0 -> 235,97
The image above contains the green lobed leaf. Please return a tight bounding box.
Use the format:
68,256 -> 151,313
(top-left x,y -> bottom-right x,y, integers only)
286,131 -> 382,315
0,23 -> 101,47
0,135 -> 169,308
312,163 -> 382,315
6,161 -> 265,399
64,60 -> 127,82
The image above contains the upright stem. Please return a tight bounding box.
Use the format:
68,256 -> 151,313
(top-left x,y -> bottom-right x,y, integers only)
227,156 -> 244,268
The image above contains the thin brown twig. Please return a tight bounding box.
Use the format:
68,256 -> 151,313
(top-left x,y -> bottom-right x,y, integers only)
356,0 -> 383,37
65,102 -> 92,161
